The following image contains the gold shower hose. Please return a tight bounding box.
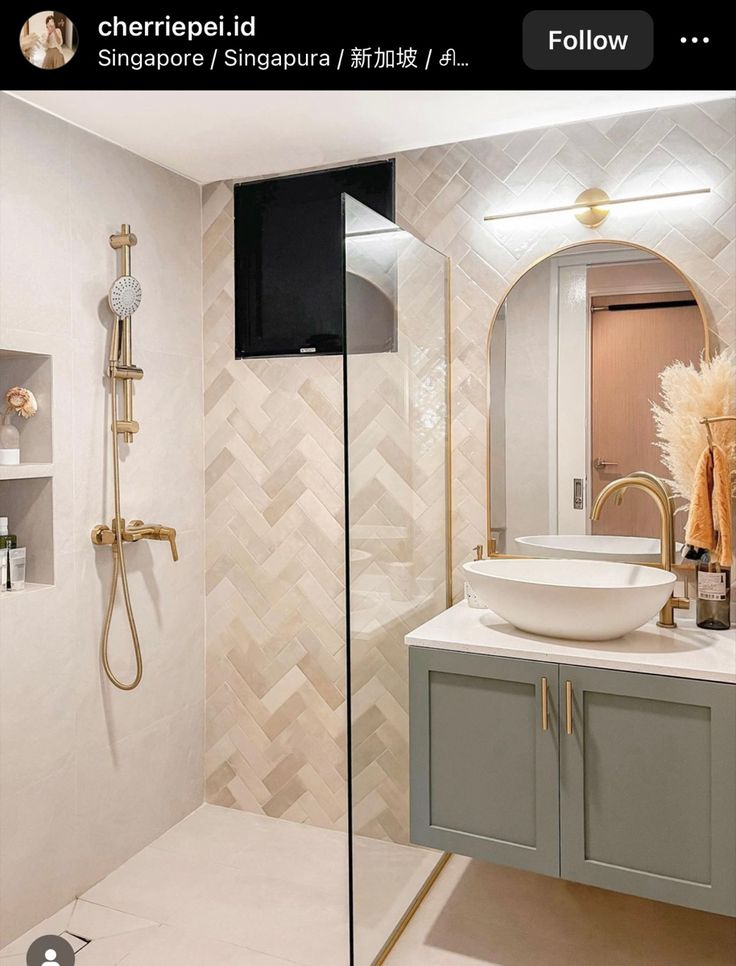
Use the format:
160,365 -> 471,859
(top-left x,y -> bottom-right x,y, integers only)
100,315 -> 143,691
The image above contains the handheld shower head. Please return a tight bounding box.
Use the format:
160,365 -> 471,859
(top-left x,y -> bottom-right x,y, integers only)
109,275 -> 142,318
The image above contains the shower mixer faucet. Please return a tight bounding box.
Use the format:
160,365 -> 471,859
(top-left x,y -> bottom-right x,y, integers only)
92,519 -> 179,561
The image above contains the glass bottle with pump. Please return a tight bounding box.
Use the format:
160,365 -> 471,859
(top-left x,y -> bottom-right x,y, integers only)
695,551 -> 731,631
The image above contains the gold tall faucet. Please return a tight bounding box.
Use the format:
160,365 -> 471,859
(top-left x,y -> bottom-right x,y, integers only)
590,471 -> 689,628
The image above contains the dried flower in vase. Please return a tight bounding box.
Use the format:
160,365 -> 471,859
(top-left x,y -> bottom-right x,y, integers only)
5,386 -> 38,420
651,351 -> 736,502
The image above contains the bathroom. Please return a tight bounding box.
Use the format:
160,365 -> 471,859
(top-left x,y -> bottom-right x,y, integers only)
0,86 -> 734,966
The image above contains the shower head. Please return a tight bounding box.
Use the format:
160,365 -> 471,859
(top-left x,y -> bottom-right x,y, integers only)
109,275 -> 142,318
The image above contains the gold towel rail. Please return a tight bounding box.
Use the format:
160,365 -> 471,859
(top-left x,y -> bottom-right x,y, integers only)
700,415 -> 736,447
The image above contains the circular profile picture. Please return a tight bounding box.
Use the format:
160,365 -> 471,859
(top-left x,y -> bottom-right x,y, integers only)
20,12 -> 78,69
25,934 -> 75,966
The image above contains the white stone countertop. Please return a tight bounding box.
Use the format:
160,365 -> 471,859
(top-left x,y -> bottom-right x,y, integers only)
406,602 -> 736,684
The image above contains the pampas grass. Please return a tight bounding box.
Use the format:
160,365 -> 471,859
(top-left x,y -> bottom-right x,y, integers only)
652,350 -> 736,502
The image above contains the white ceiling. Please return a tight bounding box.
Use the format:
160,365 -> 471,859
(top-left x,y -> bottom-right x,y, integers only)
7,89 -> 733,184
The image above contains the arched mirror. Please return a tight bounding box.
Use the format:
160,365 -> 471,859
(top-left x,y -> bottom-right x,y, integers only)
487,241 -> 709,561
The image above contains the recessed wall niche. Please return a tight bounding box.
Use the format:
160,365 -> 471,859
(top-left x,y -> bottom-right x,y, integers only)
0,349 -> 52,465
0,477 -> 54,587
0,348 -> 54,590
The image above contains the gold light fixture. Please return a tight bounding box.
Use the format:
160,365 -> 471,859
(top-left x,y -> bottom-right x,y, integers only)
484,186 -> 710,228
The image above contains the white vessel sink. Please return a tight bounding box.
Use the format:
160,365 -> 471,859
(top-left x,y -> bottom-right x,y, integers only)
463,558 -> 676,641
516,534 -> 683,563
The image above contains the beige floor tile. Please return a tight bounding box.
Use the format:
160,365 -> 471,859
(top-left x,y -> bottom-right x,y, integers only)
353,837 -> 440,966
80,847 -> 222,923
146,803 -> 250,863
116,926 -> 299,965
67,900 -> 158,940
152,804 -> 349,897
5,808 -> 445,966
0,902 -> 74,958
168,870 -> 349,966
74,926 -> 162,964
386,856 -> 736,966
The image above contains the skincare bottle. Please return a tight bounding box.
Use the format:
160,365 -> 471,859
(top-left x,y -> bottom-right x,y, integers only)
8,547 -> 26,591
695,551 -> 731,631
0,517 -> 16,550
0,517 -> 17,592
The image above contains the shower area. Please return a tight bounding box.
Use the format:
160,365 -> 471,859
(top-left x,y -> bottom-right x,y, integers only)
0,93 -> 450,966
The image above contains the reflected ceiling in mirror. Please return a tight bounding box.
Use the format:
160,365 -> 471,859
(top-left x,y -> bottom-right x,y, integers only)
487,241 -> 708,560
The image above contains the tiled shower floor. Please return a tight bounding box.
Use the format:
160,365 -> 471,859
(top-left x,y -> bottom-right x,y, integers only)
0,804 -> 439,965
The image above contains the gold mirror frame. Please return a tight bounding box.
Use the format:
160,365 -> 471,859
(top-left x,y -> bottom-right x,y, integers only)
484,238 -> 712,557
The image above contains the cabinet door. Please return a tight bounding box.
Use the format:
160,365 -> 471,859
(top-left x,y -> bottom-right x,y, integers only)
560,666 -> 736,915
409,647 -> 560,876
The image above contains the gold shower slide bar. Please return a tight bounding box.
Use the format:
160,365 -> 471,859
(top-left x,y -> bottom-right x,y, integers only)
110,363 -> 144,380
113,420 -> 140,435
111,223 -> 137,443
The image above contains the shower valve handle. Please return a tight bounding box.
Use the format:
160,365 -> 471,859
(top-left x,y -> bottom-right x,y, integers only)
163,527 -> 179,562
126,521 -> 179,561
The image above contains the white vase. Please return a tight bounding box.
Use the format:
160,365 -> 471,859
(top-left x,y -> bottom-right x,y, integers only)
0,414 -> 20,465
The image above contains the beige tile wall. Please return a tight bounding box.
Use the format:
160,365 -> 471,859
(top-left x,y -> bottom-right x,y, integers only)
0,94 -> 205,945
203,98 -> 735,834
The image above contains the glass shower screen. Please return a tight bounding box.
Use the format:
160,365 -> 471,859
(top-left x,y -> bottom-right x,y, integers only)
342,195 -> 450,965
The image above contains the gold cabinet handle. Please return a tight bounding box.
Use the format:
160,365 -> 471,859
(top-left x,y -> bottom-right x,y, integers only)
565,680 -> 573,735
540,677 -> 549,731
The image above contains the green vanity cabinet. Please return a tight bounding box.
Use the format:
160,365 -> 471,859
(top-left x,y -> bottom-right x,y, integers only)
559,665 -> 736,915
409,646 -> 736,916
409,647 -> 561,876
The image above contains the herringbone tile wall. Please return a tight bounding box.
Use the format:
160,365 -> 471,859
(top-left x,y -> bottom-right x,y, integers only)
203,183 -> 347,828
203,98 -> 736,833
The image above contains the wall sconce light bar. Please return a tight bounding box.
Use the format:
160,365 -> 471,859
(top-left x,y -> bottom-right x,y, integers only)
484,186 -> 710,227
